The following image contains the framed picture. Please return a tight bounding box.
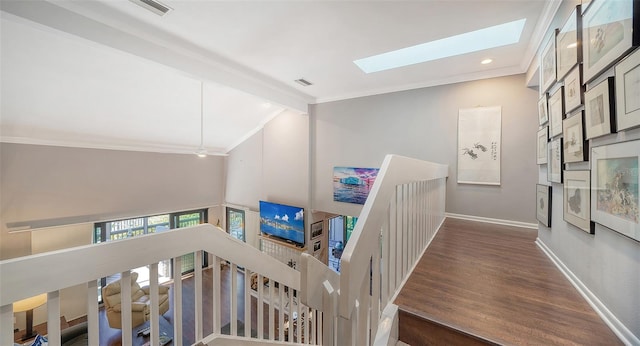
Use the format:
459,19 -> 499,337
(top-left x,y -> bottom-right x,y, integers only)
564,170 -> 594,234
333,167 -> 380,204
537,127 -> 548,165
536,184 -> 552,227
615,47 -> 640,131
549,86 -> 565,137
311,220 -> 323,239
563,64 -> 584,113
556,6 -> 582,80
457,106 -> 501,185
591,140 -> 640,242
548,137 -> 563,184
313,240 -> 322,254
563,112 -> 588,163
538,94 -> 549,125
582,0 -> 639,83
584,77 -> 615,139
541,31 -> 558,92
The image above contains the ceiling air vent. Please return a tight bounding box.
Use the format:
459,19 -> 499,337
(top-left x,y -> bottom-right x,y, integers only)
294,78 -> 313,87
129,0 -> 173,16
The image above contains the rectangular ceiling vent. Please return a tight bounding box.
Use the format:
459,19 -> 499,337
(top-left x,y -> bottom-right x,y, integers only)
294,78 -> 313,86
129,0 -> 173,16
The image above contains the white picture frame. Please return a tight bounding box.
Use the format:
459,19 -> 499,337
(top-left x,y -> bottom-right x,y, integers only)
541,31 -> 558,92
564,170 -> 593,234
584,77 -> 615,139
615,48 -> 640,131
563,64 -> 583,114
563,111 -> 588,163
537,127 -> 548,165
548,137 -> 563,184
591,140 -> 640,242
549,87 -> 565,137
556,7 -> 582,81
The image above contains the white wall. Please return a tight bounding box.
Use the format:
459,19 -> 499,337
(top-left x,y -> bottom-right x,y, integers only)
225,110 -> 310,245
1,143 -> 225,258
310,74 -> 539,223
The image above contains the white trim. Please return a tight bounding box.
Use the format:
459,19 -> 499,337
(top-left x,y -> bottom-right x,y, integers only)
0,136 -> 229,156
536,239 -> 639,346
445,213 -> 537,229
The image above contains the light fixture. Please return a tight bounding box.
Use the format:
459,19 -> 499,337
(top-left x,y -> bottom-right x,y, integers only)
354,18 -> 526,73
14,293 -> 47,341
195,81 -> 207,158
481,59 -> 493,65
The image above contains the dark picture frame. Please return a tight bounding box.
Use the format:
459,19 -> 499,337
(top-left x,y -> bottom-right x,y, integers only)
548,137 -> 563,183
615,47 -> 640,131
591,140 -> 640,242
536,184 -> 552,227
564,170 -> 594,234
582,0 -> 640,83
563,64 -> 584,114
563,111 -> 588,163
557,6 -> 582,81
311,220 -> 323,239
541,30 -> 558,92
584,77 -> 616,139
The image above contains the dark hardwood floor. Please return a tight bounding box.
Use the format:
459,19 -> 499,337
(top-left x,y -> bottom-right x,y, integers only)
394,218 -> 622,345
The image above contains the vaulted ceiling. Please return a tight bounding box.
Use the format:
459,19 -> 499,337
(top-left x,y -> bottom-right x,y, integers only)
0,0 -> 558,155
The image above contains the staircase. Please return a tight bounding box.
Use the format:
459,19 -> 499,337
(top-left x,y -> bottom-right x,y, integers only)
0,155 -> 449,346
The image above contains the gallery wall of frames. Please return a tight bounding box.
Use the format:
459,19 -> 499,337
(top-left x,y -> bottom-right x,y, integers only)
536,0 -> 640,243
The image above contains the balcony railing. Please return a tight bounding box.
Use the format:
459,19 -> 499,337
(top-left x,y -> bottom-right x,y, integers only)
1,154 -> 447,346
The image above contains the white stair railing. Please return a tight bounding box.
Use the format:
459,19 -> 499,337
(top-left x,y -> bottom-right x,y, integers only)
300,155 -> 448,345
0,226 -> 320,346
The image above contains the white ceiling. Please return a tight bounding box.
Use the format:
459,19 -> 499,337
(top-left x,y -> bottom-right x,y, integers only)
0,0 -> 557,155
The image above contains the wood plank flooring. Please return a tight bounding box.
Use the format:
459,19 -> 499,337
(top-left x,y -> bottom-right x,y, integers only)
394,218 -> 621,345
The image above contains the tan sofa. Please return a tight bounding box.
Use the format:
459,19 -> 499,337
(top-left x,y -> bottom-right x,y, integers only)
102,272 -> 170,329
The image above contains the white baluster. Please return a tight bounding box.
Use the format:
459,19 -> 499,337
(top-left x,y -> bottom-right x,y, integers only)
195,251 -> 203,340
279,284 -> 285,342
87,280 -> 99,346
121,271 -> 132,346
244,269 -> 252,339
257,274 -> 264,339
213,256 -> 221,334
231,263 -> 238,336
1,304 -> 12,346
150,262 -> 159,346
269,279 -> 275,340
173,255 -> 183,346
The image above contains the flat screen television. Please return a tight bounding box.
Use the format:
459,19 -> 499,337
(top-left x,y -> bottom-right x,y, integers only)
259,200 -> 305,247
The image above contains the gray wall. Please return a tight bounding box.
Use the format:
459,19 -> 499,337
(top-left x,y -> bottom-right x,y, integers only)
0,143 -> 225,259
311,74 -> 539,223
533,1 -> 640,339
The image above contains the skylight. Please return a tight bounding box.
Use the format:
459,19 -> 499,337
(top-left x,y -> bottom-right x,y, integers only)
354,18 -> 526,73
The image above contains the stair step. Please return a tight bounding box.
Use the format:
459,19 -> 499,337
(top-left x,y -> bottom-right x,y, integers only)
398,308 -> 496,346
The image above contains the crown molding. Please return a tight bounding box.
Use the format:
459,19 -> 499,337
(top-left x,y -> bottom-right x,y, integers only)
0,136 -> 229,156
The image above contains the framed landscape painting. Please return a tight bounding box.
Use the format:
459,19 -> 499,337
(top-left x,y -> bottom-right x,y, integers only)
615,47 -> 640,131
582,0 -> 639,83
591,140 -> 640,242
584,77 -> 615,139
548,137 -> 563,184
333,167 -> 380,204
564,170 -> 593,234
556,6 -> 581,80
536,184 -> 552,227
563,112 -> 588,163
537,127 -> 548,165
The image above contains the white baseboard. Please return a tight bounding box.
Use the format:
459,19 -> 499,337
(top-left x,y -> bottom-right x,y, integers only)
536,239 -> 639,346
445,213 -> 537,229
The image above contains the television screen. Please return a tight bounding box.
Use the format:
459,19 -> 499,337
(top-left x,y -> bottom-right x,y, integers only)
259,201 -> 305,247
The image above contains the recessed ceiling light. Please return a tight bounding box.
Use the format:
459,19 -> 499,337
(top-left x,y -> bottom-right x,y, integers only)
354,18 -> 526,73
262,102 -> 272,108
481,59 -> 493,64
